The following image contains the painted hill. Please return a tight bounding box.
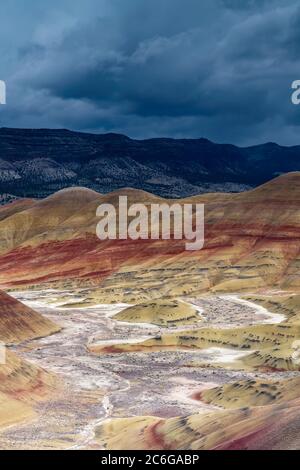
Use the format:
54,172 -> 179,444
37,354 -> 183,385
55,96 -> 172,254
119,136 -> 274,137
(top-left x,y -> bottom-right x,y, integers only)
89,292 -> 300,373
0,391 -> 33,429
95,292 -> 300,451
0,290 -> 60,344
199,377 -> 300,408
0,172 -> 299,447
0,173 -> 298,296
0,348 -> 56,429
97,398 -> 300,450
0,291 -> 59,429
114,299 -> 202,327
89,319 -> 300,371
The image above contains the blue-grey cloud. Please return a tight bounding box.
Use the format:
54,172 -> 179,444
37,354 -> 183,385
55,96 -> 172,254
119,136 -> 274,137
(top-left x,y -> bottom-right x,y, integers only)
0,0 -> 300,145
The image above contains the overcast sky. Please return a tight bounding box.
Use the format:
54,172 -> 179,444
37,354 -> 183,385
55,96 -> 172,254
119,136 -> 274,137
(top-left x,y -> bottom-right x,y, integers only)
0,0 -> 300,145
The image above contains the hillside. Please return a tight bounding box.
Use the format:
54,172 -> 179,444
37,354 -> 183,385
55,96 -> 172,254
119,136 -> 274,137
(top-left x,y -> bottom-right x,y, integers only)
0,348 -> 56,429
0,173 -> 299,295
0,290 -> 60,344
1,128 -> 300,198
114,299 -> 202,327
97,398 -> 300,450
0,291 -> 60,429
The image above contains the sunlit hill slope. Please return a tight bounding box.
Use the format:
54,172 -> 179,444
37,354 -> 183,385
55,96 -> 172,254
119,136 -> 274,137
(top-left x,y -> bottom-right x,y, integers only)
0,173 -> 298,298
0,291 -> 60,428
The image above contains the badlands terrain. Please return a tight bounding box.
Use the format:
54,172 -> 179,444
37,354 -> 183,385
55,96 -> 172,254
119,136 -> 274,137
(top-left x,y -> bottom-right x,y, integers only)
0,172 -> 300,449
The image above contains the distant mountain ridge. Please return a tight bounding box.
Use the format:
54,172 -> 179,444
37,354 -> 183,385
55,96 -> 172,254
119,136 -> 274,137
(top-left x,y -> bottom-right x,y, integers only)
0,128 -> 300,198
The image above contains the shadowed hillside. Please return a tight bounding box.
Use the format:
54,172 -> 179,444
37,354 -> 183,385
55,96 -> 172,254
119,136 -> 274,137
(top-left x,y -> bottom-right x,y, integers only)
1,128 -> 300,198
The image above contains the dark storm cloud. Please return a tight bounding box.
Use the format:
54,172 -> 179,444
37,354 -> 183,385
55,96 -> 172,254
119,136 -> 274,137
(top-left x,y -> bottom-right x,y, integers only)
0,0 -> 300,145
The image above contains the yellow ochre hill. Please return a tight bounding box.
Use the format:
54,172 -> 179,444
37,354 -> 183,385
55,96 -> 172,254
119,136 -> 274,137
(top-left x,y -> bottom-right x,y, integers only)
0,290 -> 60,344
0,291 -> 60,429
114,299 -> 202,327
0,172 -> 298,296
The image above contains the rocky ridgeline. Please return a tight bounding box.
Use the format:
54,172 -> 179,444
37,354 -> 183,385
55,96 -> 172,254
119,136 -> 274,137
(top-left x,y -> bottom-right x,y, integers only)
1,128 -> 300,197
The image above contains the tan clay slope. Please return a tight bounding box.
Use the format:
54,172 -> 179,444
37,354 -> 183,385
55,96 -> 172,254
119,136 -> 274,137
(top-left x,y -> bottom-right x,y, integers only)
0,187 -> 162,253
0,391 -> 33,428
0,291 -> 59,429
114,299 -> 202,327
0,348 -> 56,429
93,172 -> 300,300
0,173 -> 299,292
0,348 -> 55,402
244,294 -> 300,323
89,312 -> 300,371
0,198 -> 36,223
199,377 -> 300,408
97,398 -> 300,450
0,187 -> 102,253
0,290 -> 60,344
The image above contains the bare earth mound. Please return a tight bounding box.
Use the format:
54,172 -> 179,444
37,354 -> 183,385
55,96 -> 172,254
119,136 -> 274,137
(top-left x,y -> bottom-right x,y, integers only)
0,290 -> 61,344
97,399 -> 300,450
114,299 -> 202,327
0,291 -> 60,429
0,348 -> 56,429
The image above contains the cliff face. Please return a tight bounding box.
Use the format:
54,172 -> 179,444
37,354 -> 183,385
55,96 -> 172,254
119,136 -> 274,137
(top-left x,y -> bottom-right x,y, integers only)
1,128 -> 300,198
